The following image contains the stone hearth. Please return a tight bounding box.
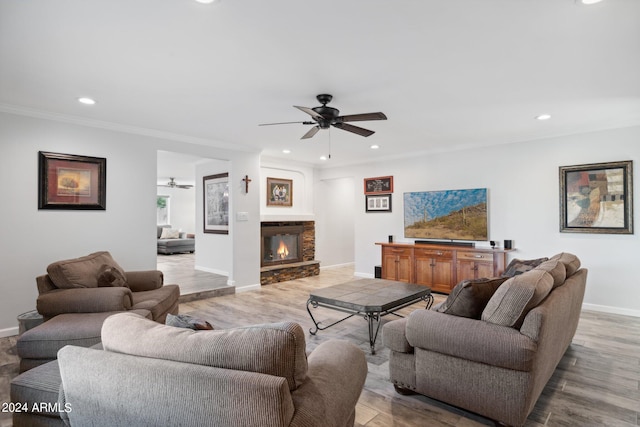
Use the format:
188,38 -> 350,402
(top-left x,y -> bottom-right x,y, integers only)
260,221 -> 320,285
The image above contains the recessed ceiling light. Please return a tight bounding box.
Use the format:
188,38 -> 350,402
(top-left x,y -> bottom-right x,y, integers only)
581,0 -> 603,4
535,114 -> 551,121
195,0 -> 217,3
370,144 -> 380,150
77,97 -> 96,105
320,156 -> 327,161
282,149 -> 291,154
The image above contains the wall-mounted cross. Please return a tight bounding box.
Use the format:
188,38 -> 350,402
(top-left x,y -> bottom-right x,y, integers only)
242,175 -> 252,193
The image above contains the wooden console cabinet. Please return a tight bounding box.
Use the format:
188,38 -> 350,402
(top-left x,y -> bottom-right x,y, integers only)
377,243 -> 510,294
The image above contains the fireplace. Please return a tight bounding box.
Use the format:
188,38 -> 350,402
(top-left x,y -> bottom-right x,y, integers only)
260,221 -> 319,284
261,224 -> 304,267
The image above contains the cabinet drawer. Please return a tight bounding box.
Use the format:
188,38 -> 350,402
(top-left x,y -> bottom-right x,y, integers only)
414,248 -> 453,259
457,251 -> 494,262
384,247 -> 412,256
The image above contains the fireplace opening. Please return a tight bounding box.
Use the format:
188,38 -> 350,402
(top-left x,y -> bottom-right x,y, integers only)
261,224 -> 304,267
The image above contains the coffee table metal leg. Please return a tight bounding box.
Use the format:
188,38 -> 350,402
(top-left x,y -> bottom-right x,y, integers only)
307,298 -> 358,335
365,312 -> 382,355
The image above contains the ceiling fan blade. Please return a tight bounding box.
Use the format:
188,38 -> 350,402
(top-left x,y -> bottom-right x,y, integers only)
294,106 -> 324,120
338,112 -> 387,122
258,121 -> 314,126
301,126 -> 320,139
332,122 -> 375,137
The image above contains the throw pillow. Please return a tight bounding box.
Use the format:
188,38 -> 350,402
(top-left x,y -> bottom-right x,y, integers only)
534,259 -> 566,288
96,264 -> 128,287
160,228 -> 180,239
550,252 -> 581,277
481,269 -> 554,328
165,313 -> 214,330
47,251 -> 128,289
436,276 -> 508,319
501,257 -> 549,277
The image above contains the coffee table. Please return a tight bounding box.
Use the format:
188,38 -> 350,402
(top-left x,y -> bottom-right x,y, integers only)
306,278 -> 433,354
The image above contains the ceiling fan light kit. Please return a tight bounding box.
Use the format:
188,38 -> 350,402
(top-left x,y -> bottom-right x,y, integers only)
260,94 -> 387,140
160,177 -> 193,189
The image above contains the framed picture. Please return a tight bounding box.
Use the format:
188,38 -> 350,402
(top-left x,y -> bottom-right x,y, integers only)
366,194 -> 392,212
203,173 -> 229,234
38,151 -> 106,210
364,176 -> 393,195
267,177 -> 293,207
559,160 -> 633,234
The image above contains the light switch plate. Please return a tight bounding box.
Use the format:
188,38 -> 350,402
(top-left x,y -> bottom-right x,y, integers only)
236,212 -> 249,221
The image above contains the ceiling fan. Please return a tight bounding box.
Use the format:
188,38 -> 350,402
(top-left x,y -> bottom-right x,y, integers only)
159,177 -> 193,189
259,94 -> 387,139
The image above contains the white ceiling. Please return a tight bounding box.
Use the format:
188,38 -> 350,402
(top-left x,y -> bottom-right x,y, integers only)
1,0 -> 639,170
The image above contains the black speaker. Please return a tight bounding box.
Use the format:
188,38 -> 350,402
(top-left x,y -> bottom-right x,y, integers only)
374,265 -> 382,279
504,240 -> 513,249
388,235 -> 394,243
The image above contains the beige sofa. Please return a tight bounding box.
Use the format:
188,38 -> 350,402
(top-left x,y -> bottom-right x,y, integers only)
52,313 -> 367,427
382,253 -> 586,427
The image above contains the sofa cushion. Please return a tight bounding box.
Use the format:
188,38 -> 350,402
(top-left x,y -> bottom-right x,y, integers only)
101,312 -> 308,391
47,251 -> 127,289
160,227 -> 180,239
481,269 -> 554,328
501,257 -> 548,277
534,259 -> 567,288
436,277 -> 508,319
550,252 -> 581,276
10,360 -> 62,418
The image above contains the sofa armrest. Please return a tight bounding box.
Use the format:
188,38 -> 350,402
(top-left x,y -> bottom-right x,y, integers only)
382,318 -> 413,353
125,270 -> 163,292
36,287 -> 133,319
406,309 -> 537,371
290,340 -> 367,427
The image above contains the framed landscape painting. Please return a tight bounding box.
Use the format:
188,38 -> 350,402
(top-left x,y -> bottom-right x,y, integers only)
38,151 -> 106,210
203,173 -> 229,234
559,160 -> 633,234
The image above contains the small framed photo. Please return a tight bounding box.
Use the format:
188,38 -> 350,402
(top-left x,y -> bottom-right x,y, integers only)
38,151 -> 107,210
203,173 -> 229,234
559,160 -> 633,234
364,176 -> 393,195
267,177 -> 293,207
366,194 -> 392,213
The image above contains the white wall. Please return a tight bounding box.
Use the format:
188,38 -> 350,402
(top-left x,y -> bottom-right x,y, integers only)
318,126 -> 640,317
0,111 -> 261,335
260,161 -> 315,220
194,160 -> 231,277
314,175 -> 355,267
156,186 -> 196,234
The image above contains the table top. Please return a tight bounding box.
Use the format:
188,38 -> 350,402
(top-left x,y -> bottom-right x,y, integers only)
308,278 -> 431,313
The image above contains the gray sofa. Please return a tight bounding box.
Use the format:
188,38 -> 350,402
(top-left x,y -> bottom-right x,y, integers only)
157,225 -> 195,254
383,252 -> 586,427
12,313 -> 367,427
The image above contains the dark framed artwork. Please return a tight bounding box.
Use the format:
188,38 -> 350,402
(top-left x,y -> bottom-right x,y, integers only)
366,194 -> 392,212
559,160 -> 633,234
364,176 -> 393,195
267,177 -> 293,207
203,173 -> 229,234
38,151 -> 106,210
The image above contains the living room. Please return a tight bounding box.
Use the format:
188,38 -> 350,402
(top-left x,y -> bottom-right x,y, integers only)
1,0 -> 639,426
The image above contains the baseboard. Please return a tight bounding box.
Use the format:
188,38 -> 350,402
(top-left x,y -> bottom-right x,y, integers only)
235,283 -> 261,293
582,303 -> 640,318
194,265 -> 229,276
320,262 -> 355,270
0,326 -> 19,338
354,271 -> 375,279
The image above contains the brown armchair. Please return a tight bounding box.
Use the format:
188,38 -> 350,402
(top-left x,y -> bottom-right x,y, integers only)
35,251 -> 179,322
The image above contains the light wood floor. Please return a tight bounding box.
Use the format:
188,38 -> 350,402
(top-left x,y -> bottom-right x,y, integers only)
2,265 -> 639,426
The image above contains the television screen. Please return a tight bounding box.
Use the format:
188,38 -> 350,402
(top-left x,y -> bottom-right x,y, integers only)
404,188 -> 488,241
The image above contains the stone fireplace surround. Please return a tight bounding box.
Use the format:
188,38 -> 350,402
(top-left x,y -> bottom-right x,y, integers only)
260,221 -> 320,285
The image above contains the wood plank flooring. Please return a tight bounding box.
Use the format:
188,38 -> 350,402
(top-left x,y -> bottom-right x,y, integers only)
1,265 -> 639,426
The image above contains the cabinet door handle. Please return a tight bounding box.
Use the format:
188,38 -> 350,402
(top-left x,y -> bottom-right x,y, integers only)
475,255 -> 483,258
436,251 -> 443,256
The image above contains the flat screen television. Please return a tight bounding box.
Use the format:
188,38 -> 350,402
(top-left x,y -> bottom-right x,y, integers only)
403,188 -> 488,241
